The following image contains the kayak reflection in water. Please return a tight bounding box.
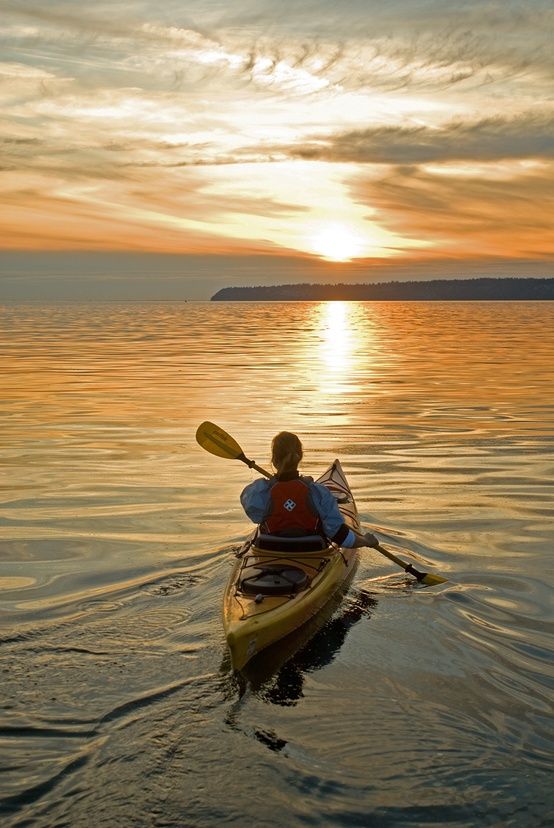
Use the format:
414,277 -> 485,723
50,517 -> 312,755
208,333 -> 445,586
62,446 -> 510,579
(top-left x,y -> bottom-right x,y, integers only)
255,588 -> 377,708
240,432 -> 378,549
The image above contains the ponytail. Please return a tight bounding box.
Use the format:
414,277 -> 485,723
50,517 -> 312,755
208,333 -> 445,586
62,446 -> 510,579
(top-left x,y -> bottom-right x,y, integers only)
271,432 -> 303,478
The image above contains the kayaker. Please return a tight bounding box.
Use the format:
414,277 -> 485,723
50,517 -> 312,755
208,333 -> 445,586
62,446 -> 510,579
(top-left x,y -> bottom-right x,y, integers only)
240,432 -> 378,549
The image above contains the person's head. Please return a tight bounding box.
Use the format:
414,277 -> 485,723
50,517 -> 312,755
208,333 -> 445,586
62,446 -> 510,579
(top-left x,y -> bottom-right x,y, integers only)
271,431 -> 303,477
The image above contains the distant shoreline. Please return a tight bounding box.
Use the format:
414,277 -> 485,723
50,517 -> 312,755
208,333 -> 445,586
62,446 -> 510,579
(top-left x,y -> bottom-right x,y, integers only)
211,277 -> 554,302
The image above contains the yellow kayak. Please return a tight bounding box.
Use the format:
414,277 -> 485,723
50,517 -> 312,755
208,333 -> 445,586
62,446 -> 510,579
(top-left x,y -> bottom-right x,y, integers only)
222,459 -> 361,671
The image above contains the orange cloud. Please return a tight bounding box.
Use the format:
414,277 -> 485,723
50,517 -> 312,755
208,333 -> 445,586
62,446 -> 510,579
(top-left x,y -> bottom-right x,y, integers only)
349,161 -> 554,259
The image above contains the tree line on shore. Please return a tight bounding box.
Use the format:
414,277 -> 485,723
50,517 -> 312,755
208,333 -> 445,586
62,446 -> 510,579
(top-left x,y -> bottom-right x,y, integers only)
211,277 -> 554,301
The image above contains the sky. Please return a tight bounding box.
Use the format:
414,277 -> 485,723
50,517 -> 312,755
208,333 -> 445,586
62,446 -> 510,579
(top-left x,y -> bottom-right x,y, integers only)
1,0 -> 553,299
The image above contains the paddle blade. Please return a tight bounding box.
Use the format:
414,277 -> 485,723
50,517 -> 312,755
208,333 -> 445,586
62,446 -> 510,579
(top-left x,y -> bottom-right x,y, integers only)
420,572 -> 448,586
196,421 -> 244,460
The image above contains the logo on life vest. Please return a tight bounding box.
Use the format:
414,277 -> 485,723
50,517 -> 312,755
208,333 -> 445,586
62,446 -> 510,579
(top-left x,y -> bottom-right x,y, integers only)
284,499 -> 296,511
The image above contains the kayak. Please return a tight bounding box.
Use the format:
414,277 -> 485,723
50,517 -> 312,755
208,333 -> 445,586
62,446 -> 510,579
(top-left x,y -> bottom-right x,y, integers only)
222,459 -> 361,671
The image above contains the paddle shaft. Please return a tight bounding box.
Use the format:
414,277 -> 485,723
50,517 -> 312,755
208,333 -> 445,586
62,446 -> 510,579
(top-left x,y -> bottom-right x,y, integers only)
371,540 -> 447,585
375,543 -> 425,579
237,452 -> 272,479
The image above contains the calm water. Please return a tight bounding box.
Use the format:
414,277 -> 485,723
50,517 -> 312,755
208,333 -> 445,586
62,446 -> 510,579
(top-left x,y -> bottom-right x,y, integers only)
1,301 -> 553,827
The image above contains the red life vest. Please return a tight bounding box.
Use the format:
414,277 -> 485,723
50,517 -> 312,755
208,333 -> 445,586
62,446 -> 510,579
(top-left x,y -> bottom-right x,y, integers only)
262,477 -> 322,535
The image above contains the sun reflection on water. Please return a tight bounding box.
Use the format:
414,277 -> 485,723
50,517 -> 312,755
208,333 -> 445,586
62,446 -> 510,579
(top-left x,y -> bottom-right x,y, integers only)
319,301 -> 351,372
314,301 -> 375,397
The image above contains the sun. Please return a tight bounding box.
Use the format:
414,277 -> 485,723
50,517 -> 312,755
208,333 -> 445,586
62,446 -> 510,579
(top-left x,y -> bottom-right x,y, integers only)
310,223 -> 364,261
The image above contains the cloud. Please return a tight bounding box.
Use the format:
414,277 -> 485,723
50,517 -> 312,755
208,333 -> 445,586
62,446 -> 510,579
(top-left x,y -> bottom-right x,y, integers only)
349,160 -> 554,256
1,0 -> 553,271
291,113 -> 554,165
3,2 -> 552,101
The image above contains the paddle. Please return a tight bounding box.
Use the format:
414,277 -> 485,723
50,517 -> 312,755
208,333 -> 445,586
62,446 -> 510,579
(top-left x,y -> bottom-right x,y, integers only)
195,421 -> 447,586
371,542 -> 447,586
196,421 -> 271,478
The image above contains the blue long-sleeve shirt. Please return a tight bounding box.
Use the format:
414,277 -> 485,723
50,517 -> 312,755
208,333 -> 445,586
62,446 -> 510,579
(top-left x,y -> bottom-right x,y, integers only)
240,476 -> 357,547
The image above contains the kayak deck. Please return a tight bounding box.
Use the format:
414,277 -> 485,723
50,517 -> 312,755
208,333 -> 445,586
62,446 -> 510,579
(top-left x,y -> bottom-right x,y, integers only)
223,459 -> 360,671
